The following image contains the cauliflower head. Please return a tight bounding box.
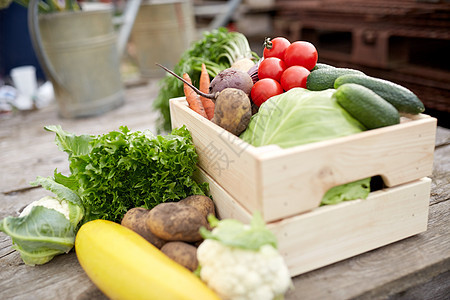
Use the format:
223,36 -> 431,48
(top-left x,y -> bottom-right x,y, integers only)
20,196 -> 70,220
197,213 -> 292,300
197,239 -> 292,300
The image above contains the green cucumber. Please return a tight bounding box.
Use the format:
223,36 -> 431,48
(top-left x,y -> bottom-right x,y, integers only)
334,74 -> 425,114
334,83 -> 400,129
306,67 -> 364,91
311,63 -> 335,71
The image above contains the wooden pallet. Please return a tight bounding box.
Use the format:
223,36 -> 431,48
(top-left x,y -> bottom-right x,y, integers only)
272,0 -> 450,114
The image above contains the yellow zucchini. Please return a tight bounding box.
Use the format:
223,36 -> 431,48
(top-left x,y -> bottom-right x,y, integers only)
75,219 -> 219,300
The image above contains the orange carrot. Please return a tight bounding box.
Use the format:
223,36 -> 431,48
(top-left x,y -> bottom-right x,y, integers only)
183,73 -> 207,118
200,63 -> 215,120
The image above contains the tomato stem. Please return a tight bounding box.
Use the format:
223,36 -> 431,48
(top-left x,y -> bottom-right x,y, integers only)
264,37 -> 273,50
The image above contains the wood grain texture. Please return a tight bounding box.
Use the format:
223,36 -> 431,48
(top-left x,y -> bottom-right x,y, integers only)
202,167 -> 433,277
170,98 -> 438,222
0,83 -> 448,300
284,200 -> 450,300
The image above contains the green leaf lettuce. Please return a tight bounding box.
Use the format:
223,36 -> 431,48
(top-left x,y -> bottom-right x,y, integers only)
45,125 -> 208,223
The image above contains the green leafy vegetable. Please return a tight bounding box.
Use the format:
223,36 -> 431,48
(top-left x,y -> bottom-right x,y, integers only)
321,178 -> 371,206
0,206 -> 75,265
45,125 -> 208,223
200,212 -> 278,251
240,88 -> 371,205
0,176 -> 84,265
154,27 -> 258,132
240,88 -> 366,147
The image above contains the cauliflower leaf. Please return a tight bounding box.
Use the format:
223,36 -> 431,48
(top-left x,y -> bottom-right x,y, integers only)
200,212 -> 277,251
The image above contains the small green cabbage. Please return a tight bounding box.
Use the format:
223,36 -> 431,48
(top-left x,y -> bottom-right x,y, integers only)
0,176 -> 84,265
240,88 -> 365,147
240,88 -> 371,205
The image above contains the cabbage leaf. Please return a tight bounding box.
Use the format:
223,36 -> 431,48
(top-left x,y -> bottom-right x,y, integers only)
240,88 -> 365,147
240,88 -> 371,205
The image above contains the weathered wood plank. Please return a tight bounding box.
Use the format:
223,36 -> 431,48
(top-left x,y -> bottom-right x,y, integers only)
285,199 -> 450,300
388,270 -> 450,300
0,188 -> 45,220
0,249 -> 104,300
1,190 -> 447,300
430,128 -> 450,206
435,127 -> 450,147
0,81 -> 161,194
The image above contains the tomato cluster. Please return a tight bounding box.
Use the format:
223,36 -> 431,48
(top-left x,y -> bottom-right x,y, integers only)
251,37 -> 318,107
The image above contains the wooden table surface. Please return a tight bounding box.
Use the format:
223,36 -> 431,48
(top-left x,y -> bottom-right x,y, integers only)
1,81 -> 449,300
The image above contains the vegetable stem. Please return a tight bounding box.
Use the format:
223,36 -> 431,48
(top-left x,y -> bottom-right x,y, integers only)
156,63 -> 217,100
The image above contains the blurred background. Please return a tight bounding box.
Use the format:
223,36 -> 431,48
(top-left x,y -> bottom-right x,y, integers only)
198,0 -> 450,128
0,0 -> 449,127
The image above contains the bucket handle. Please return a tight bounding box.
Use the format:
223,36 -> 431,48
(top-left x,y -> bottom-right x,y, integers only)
27,0 -> 141,86
114,0 -> 142,57
28,0 -> 64,89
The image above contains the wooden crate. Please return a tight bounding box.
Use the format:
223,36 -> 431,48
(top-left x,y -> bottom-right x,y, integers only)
170,97 -> 437,222
195,168 -> 432,277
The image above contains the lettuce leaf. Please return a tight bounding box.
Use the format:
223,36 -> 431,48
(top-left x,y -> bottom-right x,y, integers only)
46,125 -> 208,223
240,88 -> 371,205
321,178 -> 371,206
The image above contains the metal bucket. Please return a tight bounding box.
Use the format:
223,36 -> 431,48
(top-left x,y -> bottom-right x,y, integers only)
30,8 -> 125,118
131,0 -> 196,78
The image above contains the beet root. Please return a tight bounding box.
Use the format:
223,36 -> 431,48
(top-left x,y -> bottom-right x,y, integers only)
209,68 -> 253,97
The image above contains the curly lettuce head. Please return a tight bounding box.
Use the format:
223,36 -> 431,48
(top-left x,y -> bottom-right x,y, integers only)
45,125 -> 208,223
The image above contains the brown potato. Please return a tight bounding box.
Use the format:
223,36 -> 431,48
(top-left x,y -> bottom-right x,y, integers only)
178,195 -> 215,219
147,203 -> 207,242
212,88 -> 252,136
160,241 -> 199,272
121,207 -> 166,249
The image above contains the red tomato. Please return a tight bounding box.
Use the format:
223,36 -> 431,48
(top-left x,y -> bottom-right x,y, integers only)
258,57 -> 287,82
283,41 -> 318,70
250,78 -> 284,107
263,37 -> 291,59
280,66 -> 310,91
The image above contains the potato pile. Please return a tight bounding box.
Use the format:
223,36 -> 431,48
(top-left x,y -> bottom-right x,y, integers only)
121,195 -> 215,271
